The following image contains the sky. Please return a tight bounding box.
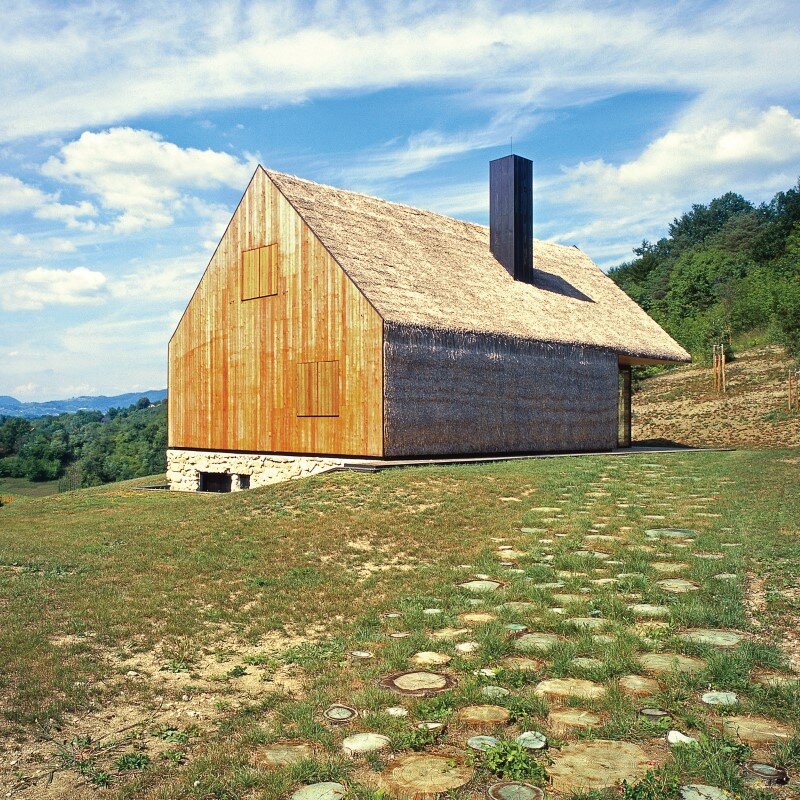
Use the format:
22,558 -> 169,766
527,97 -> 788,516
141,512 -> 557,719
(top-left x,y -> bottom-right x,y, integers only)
1,0 -> 800,401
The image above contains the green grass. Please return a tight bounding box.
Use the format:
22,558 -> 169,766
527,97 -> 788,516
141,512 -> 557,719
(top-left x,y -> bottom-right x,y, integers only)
0,475 -> 59,498
0,450 -> 798,798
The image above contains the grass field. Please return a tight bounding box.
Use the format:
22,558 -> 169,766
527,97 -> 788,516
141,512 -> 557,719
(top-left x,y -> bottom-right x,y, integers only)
0,476 -> 60,499
0,449 -> 798,799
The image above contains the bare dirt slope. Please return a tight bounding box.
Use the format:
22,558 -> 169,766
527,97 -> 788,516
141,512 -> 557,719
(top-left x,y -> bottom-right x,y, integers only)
634,344 -> 800,449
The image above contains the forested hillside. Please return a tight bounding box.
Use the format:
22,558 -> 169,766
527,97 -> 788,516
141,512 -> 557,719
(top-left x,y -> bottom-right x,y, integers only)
610,180 -> 800,360
0,398 -> 166,488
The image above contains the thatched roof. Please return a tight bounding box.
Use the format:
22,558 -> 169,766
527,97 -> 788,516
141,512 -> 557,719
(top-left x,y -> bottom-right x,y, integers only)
265,167 -> 690,363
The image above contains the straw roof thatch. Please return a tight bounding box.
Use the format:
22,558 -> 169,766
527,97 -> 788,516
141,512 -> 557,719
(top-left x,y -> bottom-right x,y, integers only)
265,168 -> 690,363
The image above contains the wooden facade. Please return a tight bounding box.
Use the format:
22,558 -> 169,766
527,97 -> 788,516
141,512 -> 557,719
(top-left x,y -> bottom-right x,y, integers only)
168,168 -> 384,457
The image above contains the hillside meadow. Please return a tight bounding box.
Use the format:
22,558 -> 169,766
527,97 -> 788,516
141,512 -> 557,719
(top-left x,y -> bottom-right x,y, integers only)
0,449 -> 798,799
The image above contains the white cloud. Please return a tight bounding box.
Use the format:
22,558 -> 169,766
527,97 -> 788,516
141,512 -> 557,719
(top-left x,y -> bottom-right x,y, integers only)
60,312 -> 181,353
42,127 -> 255,232
0,174 -> 49,213
109,252 -> 206,304
0,266 -> 107,311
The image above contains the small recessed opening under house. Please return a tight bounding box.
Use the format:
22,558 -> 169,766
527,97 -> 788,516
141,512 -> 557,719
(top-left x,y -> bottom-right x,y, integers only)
199,472 -> 232,493
238,474 -> 251,489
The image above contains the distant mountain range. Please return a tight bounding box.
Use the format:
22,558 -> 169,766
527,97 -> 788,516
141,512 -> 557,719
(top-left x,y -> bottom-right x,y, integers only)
0,389 -> 168,418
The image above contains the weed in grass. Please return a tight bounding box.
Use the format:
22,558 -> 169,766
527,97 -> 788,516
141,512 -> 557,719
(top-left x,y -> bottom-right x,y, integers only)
115,752 -> 151,771
773,737 -> 800,768
227,664 -> 248,678
666,733 -> 749,793
151,724 -> 191,744
390,727 -> 437,751
160,748 -> 185,764
475,741 -> 548,784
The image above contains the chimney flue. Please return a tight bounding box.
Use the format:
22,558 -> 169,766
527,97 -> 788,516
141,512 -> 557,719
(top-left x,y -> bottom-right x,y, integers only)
489,154 -> 533,284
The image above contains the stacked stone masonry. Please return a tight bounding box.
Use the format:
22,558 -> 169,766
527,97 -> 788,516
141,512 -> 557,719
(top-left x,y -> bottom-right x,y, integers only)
167,448 -> 344,492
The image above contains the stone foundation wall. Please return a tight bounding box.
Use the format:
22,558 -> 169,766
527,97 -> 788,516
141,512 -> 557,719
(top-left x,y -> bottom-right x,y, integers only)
166,449 -> 344,492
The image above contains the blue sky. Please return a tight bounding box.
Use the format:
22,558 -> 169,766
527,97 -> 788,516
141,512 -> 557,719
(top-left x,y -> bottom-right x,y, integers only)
1,0 -> 800,400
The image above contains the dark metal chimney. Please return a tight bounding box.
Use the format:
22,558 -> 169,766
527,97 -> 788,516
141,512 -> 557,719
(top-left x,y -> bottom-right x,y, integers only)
489,154 -> 533,284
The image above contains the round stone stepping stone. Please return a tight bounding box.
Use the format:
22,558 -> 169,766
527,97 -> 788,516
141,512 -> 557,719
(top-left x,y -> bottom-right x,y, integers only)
713,573 -> 738,581
515,632 -> 560,653
499,601 -> 537,613
253,741 -> 315,767
459,579 -> 504,592
752,670 -> 798,687
531,506 -> 561,513
553,593 -> 588,605
467,734 -> 500,751
430,627 -> 470,640
572,657 -> 604,670
386,706 -> 408,717
458,705 -> 511,725
548,708 -> 602,734
482,685 -> 510,700
423,608 -> 442,615
535,677 -> 606,701
475,667 -> 498,677
349,650 -> 374,659
388,631 -> 411,639
721,715 -> 794,744
416,720 -> 445,732
652,561 -> 689,573
701,690 -> 737,706
629,603 -> 671,618
530,581 -> 564,590
657,578 -> 700,593
380,671 -> 454,696
568,617 -> 605,630
679,785 -> 735,800
458,611 -> 497,624
549,740 -> 651,793
590,577 -> 618,586
505,623 -> 527,633
678,629 -> 744,648
500,656 -> 542,672
487,782 -> 544,800
323,704 -> 358,723
592,633 -> 616,644
381,611 -> 402,619
667,730 -> 698,747
618,675 -> 660,697
410,651 -> 451,667
381,753 -> 473,798
639,653 -> 706,674
455,641 -> 479,654
291,782 -> 346,800
342,733 -> 392,756
515,731 -> 547,750
342,732 -> 391,755
693,552 -> 724,560
742,761 -> 789,785
646,528 -> 698,539
640,707 -> 671,722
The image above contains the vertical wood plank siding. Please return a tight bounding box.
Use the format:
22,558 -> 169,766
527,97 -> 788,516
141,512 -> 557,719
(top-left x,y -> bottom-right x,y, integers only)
168,169 -> 383,456
383,324 -> 618,457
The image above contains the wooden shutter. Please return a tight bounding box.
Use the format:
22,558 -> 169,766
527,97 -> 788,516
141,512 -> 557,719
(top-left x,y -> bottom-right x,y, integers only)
297,360 -> 339,417
241,244 -> 278,300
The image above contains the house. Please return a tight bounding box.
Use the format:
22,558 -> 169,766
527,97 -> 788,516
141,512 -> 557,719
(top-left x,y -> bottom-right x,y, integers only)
166,155 -> 689,492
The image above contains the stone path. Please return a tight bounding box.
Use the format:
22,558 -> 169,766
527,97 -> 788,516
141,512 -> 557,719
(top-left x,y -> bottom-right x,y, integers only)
282,460 -> 798,799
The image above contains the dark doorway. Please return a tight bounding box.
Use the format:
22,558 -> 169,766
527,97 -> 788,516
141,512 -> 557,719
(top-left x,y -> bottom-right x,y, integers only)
618,366 -> 632,448
238,474 -> 251,490
199,472 -> 232,492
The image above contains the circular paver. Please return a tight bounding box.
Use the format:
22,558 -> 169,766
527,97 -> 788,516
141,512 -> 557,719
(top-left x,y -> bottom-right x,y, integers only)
640,707 -> 671,721
342,732 -> 391,755
381,753 -> 473,798
460,579 -> 504,592
487,782 -> 545,800
568,617 -> 605,630
535,678 -> 606,701
629,603 -> 671,618
323,704 -> 358,723
652,561 -> 690,573
742,761 -> 789,785
752,670 -> 798,687
721,715 -> 794,744
458,611 -> 498,624
430,627 -> 471,640
553,593 -> 588,605
349,650 -> 374,659
516,731 -> 547,750
678,629 -> 744,648
380,671 -> 454,696
468,734 -> 500,751
701,690 -> 738,707
386,706 -> 408,717
639,653 -> 706,675
252,742 -> 315,767
514,633 -> 560,653
416,720 -> 446,732
482,685 -> 511,700
455,641 -> 480,654
500,656 -> 542,672
646,528 -> 698,539
499,601 -> 537,613
458,705 -> 511,725
547,708 -> 601,734
410,651 -> 452,667
291,782 -> 346,800
549,740 -> 652,793
571,657 -> 604,670
657,578 -> 700,594
679,786 -> 735,800
618,674 -> 660,697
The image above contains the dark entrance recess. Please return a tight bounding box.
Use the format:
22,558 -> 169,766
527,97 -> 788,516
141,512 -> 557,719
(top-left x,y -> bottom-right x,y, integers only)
618,366 -> 632,448
238,474 -> 251,490
199,472 -> 232,492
